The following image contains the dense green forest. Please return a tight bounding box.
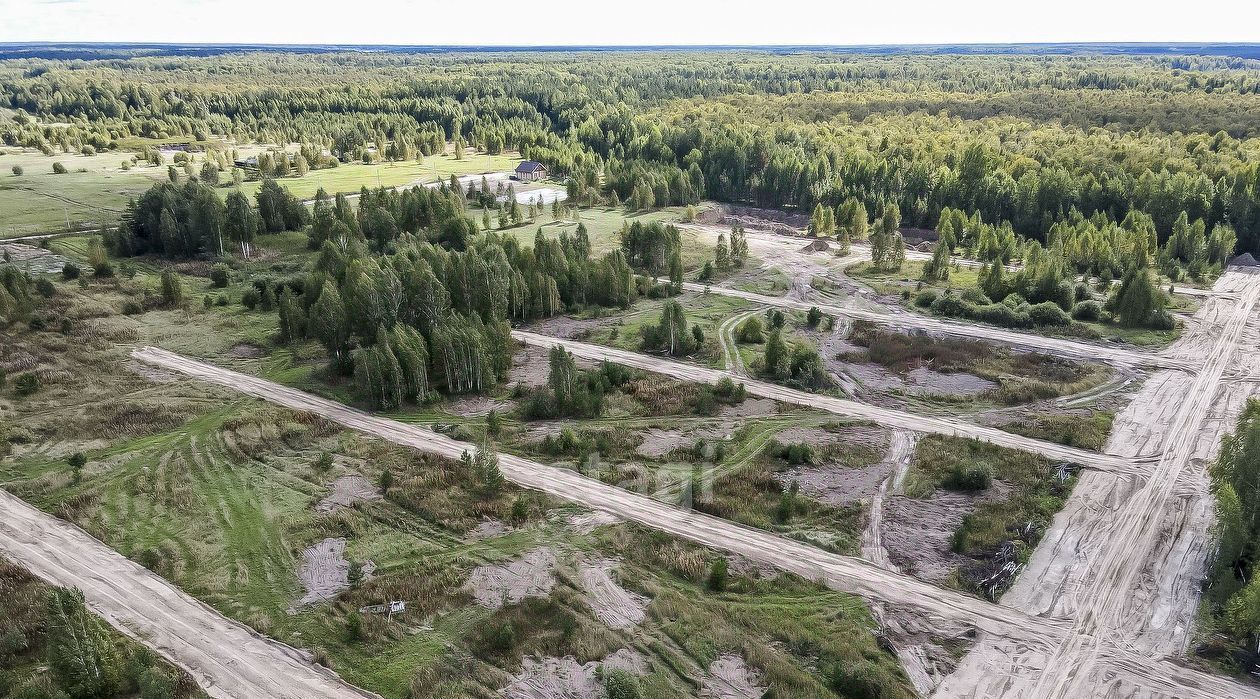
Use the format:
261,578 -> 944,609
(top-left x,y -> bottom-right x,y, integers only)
2,51 -> 1259,255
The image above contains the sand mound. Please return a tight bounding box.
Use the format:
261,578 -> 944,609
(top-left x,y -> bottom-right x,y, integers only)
466,547 -> 557,609
1230,252 -> 1259,267
316,474 -> 382,513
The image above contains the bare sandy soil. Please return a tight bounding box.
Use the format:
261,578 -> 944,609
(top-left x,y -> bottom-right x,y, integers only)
579,559 -> 648,630
316,474 -> 381,513
131,348 -> 1255,698
701,654 -> 767,699
566,510 -> 622,534
499,648 -> 648,699
465,547 -> 558,610
294,537 -> 350,608
0,490 -> 380,699
934,269 -> 1260,698
0,240 -> 67,273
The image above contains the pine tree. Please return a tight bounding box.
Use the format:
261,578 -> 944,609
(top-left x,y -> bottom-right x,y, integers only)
764,328 -> 788,379
46,587 -> 120,698
715,234 -> 731,271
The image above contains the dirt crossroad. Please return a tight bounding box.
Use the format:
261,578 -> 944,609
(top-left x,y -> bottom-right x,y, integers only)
0,490 -> 380,699
511,330 -> 1150,477
125,346 -> 1256,699
934,269 -> 1260,698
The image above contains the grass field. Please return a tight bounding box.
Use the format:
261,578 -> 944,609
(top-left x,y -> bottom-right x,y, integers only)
0,146 -> 521,237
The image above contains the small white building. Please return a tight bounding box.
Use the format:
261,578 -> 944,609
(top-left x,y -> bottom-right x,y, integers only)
514,160 -> 547,182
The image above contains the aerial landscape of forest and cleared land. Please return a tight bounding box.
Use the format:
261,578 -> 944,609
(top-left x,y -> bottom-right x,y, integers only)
4,33 -> 1260,699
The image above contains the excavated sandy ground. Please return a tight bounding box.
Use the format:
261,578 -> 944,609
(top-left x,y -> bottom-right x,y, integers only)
700,654 -> 767,699
934,269 -> 1260,698
316,475 -> 382,513
579,559 -> 649,630
295,537 -> 350,608
465,547 -> 558,610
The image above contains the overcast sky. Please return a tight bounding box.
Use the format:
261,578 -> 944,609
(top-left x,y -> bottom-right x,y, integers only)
1,0 -> 1257,45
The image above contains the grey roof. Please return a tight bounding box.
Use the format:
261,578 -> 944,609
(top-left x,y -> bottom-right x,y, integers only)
515,160 -> 546,173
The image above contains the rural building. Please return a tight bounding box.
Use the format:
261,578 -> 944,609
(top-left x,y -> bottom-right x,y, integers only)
514,160 -> 547,182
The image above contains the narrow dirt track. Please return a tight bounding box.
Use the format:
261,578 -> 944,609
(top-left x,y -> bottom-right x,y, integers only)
511,330 -> 1149,478
679,281 -> 1191,372
128,346 -> 1256,699
0,490 -> 380,699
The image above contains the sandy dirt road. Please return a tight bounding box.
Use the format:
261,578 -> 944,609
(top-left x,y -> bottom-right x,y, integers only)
934,269 -> 1260,698
511,330 -> 1150,478
0,490 -> 380,699
128,347 -> 1257,699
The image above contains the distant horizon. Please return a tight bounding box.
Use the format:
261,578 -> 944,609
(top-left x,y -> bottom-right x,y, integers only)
3,0 -> 1256,49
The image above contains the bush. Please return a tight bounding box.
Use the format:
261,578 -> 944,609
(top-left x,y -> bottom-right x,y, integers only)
604,670 -> 642,699
138,667 -> 176,699
974,302 -> 1033,329
35,278 -> 56,297
707,557 -> 728,592
960,287 -> 992,305
735,316 -> 764,343
61,261 -> 81,280
241,288 -> 260,310
10,165 -> 22,176
14,373 -> 40,396
1027,301 -> 1071,326
210,264 -> 230,288
1070,300 -> 1102,322
929,293 -> 973,319
122,301 -> 143,315
943,463 -> 993,492
914,289 -> 938,307
52,161 -> 67,174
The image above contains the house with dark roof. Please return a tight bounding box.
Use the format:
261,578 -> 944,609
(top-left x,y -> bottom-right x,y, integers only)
514,160 -> 547,182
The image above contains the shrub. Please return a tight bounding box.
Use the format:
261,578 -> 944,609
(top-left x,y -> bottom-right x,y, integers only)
122,301 -> 143,315
52,161 -> 67,174
914,289 -> 938,307
14,373 -> 40,396
707,557 -> 728,592
1070,300 -> 1102,322
10,165 -> 22,176
61,261 -> 81,280
210,264 -> 230,288
1027,301 -> 1071,326
604,670 -> 642,699
943,463 -> 993,492
215,294 -> 229,307
735,316 -> 764,343
241,288 -> 260,310
974,302 -> 1033,329
929,293 -> 973,319
960,287 -> 992,305
138,667 -> 176,699
35,278 -> 56,297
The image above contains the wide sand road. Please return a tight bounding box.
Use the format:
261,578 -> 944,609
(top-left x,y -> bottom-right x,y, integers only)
130,346 -> 1254,699
511,330 -> 1148,477
0,490 -> 380,699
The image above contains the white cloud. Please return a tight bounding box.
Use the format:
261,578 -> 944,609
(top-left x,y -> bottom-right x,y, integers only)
0,0 -> 1256,45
